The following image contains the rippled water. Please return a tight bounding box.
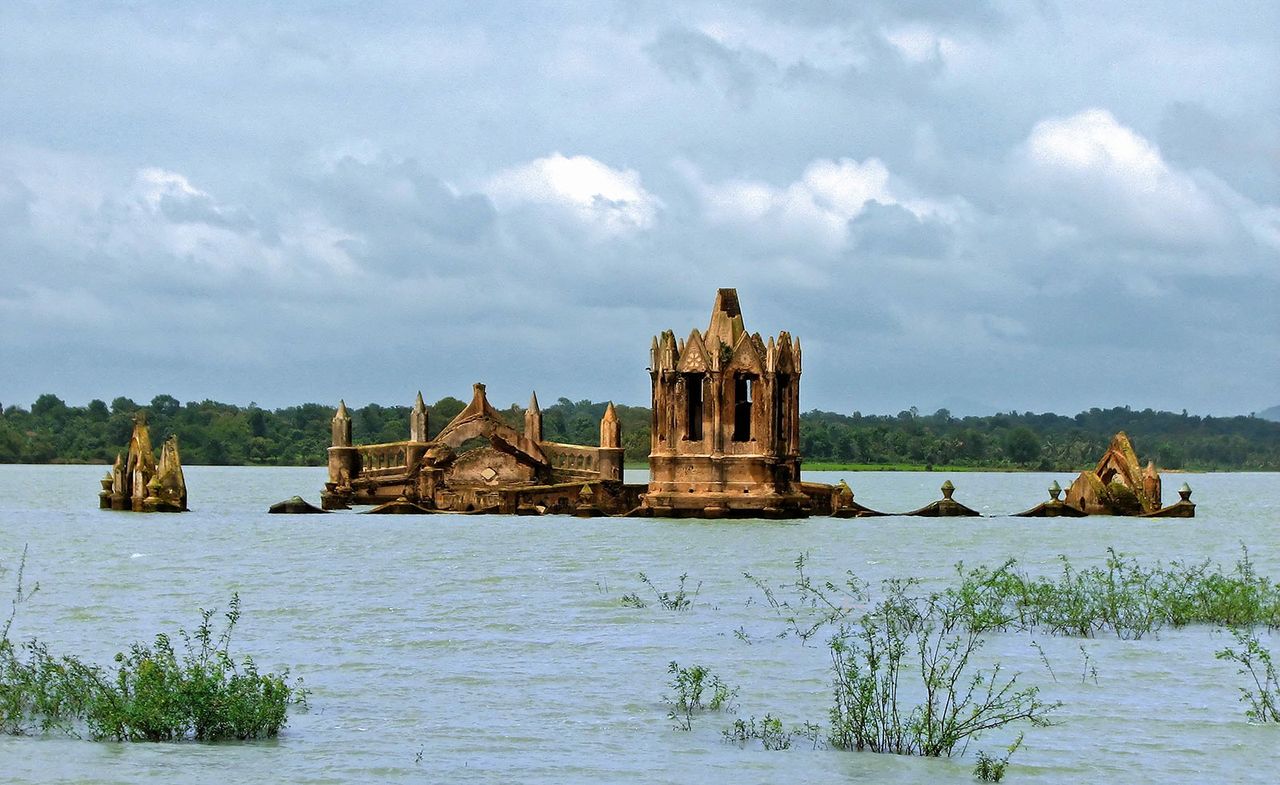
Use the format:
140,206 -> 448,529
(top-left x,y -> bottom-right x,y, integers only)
0,465 -> 1276,783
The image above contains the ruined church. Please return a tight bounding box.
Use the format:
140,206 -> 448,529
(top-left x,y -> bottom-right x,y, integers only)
318,288 -> 850,517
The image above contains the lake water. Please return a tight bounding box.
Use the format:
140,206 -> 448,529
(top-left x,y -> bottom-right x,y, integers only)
0,465 -> 1276,783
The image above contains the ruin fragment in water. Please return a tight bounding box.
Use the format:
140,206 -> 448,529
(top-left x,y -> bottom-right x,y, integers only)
98,412 -> 188,512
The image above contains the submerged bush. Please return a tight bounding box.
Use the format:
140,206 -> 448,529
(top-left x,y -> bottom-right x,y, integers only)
664,661 -> 737,730
974,734 -> 1023,782
740,557 -> 1055,762
628,572 -> 701,612
722,714 -> 820,751
1,558 -> 305,742
1216,627 -> 1279,723
949,546 -> 1280,640
828,585 -> 1056,758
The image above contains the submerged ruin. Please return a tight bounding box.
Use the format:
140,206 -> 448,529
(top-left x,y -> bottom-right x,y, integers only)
317,289 -> 856,518
320,384 -> 636,514
289,291 -> 1195,520
642,288 -> 812,517
99,412 -> 188,512
1062,431 -> 1193,518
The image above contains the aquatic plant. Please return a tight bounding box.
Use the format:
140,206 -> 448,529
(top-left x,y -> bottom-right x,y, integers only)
619,592 -> 647,608
744,552 -> 868,645
973,733 -> 1023,782
947,546 -> 1280,639
635,572 -> 701,612
721,714 -> 819,750
1078,645 -> 1099,685
827,583 -> 1057,757
665,661 -> 737,730
1216,627 -> 1279,723
1,553 -> 305,741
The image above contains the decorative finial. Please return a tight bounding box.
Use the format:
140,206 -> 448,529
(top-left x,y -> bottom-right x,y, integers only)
1048,480 -> 1062,501
941,479 -> 955,500
1178,482 -> 1192,502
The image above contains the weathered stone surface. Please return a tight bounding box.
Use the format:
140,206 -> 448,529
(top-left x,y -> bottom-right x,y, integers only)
100,413 -> 188,513
409,391 -> 428,443
803,480 -> 887,518
148,435 -> 188,512
268,495 -> 329,514
365,496 -> 435,515
1064,432 -> 1166,516
1013,480 -> 1088,518
1141,482 -> 1196,518
321,382 -> 638,514
905,480 -> 981,517
641,289 -> 812,518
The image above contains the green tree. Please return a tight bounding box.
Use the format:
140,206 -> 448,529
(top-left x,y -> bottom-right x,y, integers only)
1003,427 -> 1042,465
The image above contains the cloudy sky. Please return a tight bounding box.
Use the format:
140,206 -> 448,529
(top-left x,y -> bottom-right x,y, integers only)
1,1 -> 1276,416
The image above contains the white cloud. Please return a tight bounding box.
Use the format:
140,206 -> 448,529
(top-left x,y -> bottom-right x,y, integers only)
136,167 -> 206,211
688,157 -> 952,251
1018,108 -> 1227,247
484,153 -> 661,239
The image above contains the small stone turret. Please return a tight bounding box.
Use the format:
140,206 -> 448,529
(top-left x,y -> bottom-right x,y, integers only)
409,392 -> 429,442
323,399 -> 359,509
600,402 -> 621,449
597,402 -> 623,481
525,392 -> 543,442
642,288 -> 807,517
332,400 -> 352,447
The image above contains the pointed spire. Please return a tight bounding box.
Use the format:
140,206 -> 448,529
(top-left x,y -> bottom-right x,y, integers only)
600,401 -> 621,449
409,391 -> 429,442
332,399 -> 352,447
525,391 -> 543,442
706,288 -> 745,349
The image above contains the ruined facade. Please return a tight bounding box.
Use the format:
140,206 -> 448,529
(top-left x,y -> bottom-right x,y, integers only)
642,289 -> 812,517
1064,432 -> 1162,515
315,289 -> 859,518
1058,431 -> 1193,517
99,412 -> 188,512
321,383 -> 635,514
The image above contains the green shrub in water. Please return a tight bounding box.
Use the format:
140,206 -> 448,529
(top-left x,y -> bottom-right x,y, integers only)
973,734 -> 1022,781
1216,627 -> 1279,723
827,584 -> 1056,758
1,556 -> 305,742
949,546 -> 1280,640
632,572 -> 700,612
665,661 -> 737,730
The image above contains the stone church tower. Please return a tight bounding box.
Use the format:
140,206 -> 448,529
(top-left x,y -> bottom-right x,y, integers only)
642,289 -> 808,517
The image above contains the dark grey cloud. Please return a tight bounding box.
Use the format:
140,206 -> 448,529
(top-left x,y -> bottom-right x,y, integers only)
0,0 -> 1275,418
0,171 -> 33,228
308,155 -> 495,246
644,27 -> 772,107
157,191 -> 255,232
1158,101 -> 1280,205
850,202 -> 952,258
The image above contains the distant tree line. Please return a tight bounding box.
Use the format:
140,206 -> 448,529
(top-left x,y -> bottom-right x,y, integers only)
1,394 -> 1278,471
800,406 -> 1280,471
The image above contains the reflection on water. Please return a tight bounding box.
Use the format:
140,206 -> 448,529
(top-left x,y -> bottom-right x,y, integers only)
0,465 -> 1275,784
